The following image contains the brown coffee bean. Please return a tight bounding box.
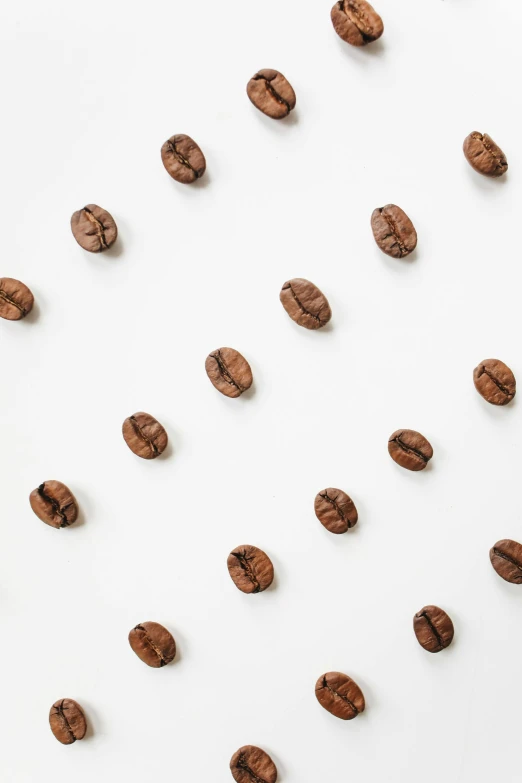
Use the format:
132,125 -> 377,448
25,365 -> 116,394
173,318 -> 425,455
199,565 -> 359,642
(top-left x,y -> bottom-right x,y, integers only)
227,545 -> 274,594
230,745 -> 277,783
247,69 -> 296,120
314,488 -> 358,534
161,134 -> 206,184
280,278 -> 332,330
331,0 -> 384,46
49,699 -> 87,745
122,412 -> 168,459
29,481 -> 79,529
463,132 -> 508,178
413,605 -> 454,653
128,621 -> 176,667
371,204 -> 417,258
473,358 -> 516,406
490,539 -> 522,584
315,671 -> 365,720
388,429 -> 433,472
0,277 -> 34,321
205,348 -> 253,398
70,204 -> 117,252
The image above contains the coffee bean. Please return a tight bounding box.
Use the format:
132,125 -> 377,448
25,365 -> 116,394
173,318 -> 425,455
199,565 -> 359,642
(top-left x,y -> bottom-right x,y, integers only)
49,699 -> 87,745
315,671 -> 365,720
413,605 -> 454,653
230,745 -> 277,783
247,69 -> 296,120
122,412 -> 168,459
227,545 -> 274,594
128,621 -> 176,667
473,358 -> 516,406
388,429 -> 433,472
331,0 -> 383,46
29,481 -> 79,529
490,539 -> 522,584
0,277 -> 34,321
70,204 -> 117,252
280,278 -> 332,330
314,488 -> 358,534
463,132 -> 508,178
205,347 -> 253,398
371,204 -> 417,258
161,134 -> 206,184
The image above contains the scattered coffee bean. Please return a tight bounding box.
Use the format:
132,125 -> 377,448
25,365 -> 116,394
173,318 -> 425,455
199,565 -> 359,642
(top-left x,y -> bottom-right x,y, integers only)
314,488 -> 358,534
371,204 -> 417,258
128,621 -> 176,667
70,204 -> 118,252
122,412 -> 168,459
388,429 -> 433,472
0,277 -> 34,321
490,539 -> 522,584
161,134 -> 206,184
315,671 -> 365,720
230,745 -> 277,783
331,0 -> 383,46
227,545 -> 274,594
280,278 -> 332,330
29,481 -> 79,529
49,699 -> 87,745
205,347 -> 253,398
247,69 -> 296,120
413,605 -> 454,653
473,358 -> 516,406
463,132 -> 508,178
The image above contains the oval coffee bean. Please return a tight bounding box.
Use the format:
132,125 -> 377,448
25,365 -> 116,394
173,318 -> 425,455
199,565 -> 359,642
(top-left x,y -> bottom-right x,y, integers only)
247,69 -> 296,120
463,132 -> 508,178
128,621 -> 176,667
205,347 -> 253,398
490,539 -> 522,584
388,429 -> 433,472
29,481 -> 79,529
331,0 -> 384,46
122,412 -> 168,459
161,134 -> 206,184
227,545 -> 274,594
0,277 -> 34,321
49,699 -> 87,745
280,278 -> 332,330
371,204 -> 417,258
230,745 -> 277,783
314,488 -> 358,534
413,605 -> 454,653
473,358 -> 516,406
70,204 -> 117,252
315,671 -> 365,720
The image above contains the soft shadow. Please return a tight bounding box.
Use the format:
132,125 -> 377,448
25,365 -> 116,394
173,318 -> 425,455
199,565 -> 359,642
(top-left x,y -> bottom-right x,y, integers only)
473,392 -> 517,416
81,698 -> 102,742
465,164 -> 508,190
240,377 -> 257,401
335,36 -> 386,64
166,623 -> 187,665
102,233 -> 125,260
22,297 -> 41,324
158,438 -> 174,460
265,551 -> 281,593
350,672 -> 375,718
254,109 -> 299,132
69,484 -> 93,530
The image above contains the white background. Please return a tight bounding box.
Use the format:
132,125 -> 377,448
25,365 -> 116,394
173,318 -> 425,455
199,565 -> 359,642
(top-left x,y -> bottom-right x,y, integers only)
1,0 -> 522,780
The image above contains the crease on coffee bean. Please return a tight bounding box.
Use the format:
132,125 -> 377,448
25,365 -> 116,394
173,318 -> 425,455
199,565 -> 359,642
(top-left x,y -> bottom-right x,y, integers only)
493,547 -> 522,577
391,435 -> 429,464
129,416 -> 159,456
0,287 -> 27,315
38,483 -> 71,527
232,550 -> 260,592
54,700 -> 77,742
341,0 -> 377,41
211,350 -> 244,392
236,752 -> 270,783
380,209 -> 410,257
418,611 -> 444,651
166,139 -> 200,178
283,283 -> 325,325
320,491 -> 349,525
477,365 -> 513,398
254,73 -> 291,115
83,207 -> 109,249
474,133 -> 507,171
134,624 -> 168,666
319,675 -> 359,715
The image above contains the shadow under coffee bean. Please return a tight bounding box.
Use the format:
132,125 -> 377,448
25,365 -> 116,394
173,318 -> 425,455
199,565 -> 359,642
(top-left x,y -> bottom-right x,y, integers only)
49,699 -> 87,745
230,745 -> 278,783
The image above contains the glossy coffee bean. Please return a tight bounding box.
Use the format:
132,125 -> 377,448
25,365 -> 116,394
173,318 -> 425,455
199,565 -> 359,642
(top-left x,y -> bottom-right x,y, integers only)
473,358 -> 516,406
49,699 -> 87,745
205,347 -> 253,398
128,621 -> 176,667
230,745 -> 277,783
388,429 -> 433,472
247,69 -> 296,120
29,481 -> 79,529
280,278 -> 332,330
70,204 -> 117,252
371,204 -> 417,258
314,488 -> 358,534
0,277 -> 34,321
331,0 -> 384,46
315,671 -> 365,720
463,132 -> 508,178
490,539 -> 522,584
122,412 -> 168,459
161,134 -> 206,184
227,545 -> 274,594
413,605 -> 454,653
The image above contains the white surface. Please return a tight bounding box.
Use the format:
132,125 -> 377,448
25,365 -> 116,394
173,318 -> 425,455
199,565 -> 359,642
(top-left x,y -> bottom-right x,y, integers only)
1,0 -> 522,780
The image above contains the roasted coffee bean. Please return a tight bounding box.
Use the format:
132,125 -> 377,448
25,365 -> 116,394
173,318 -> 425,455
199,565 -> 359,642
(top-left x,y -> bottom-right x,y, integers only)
388,429 -> 433,472
314,488 -> 358,534
331,0 -> 384,46
49,699 -> 87,745
128,621 -> 176,667
463,132 -> 508,178
315,671 -> 365,720
280,278 -> 332,330
490,539 -> 522,584
205,347 -> 253,398
122,412 -> 168,459
161,134 -> 206,184
413,605 -> 454,653
230,745 -> 277,783
227,545 -> 274,594
0,277 -> 34,321
247,69 -> 296,120
473,358 -> 516,406
29,481 -> 79,529
70,204 -> 117,252
371,204 -> 417,258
